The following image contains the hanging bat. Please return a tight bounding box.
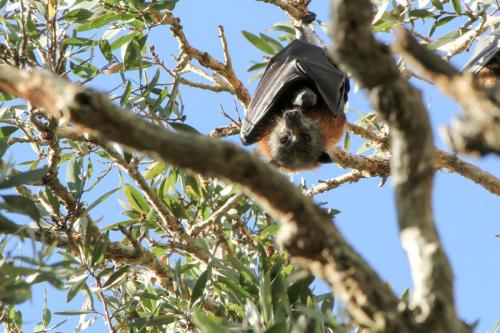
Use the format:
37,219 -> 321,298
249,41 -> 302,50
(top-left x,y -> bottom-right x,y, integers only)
240,39 -> 349,171
463,26 -> 500,88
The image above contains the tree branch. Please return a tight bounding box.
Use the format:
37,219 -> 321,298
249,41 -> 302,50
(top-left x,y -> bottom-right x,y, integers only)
153,12 -> 251,107
305,170 -> 365,196
259,0 -> 309,20
330,1 -> 468,332
435,149 -> 500,195
189,192 -> 244,237
394,28 -> 500,156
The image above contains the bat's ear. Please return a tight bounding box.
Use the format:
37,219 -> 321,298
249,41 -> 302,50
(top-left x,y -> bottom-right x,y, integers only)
318,152 -> 333,164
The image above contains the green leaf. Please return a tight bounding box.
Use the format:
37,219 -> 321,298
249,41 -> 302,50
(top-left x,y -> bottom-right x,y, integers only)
91,233 -> 109,266
75,12 -> 119,32
144,162 -> 166,180
409,9 -> 434,18
101,220 -> 137,231
0,126 -> 18,138
70,61 -> 98,79
120,81 -> 132,106
61,9 -> 94,22
0,138 -> 7,158
86,188 -> 119,213
436,15 -> 456,27
123,40 -> 141,69
63,37 -> 93,47
258,243 -> 270,273
54,310 -> 95,316
269,23 -> 295,35
242,31 -> 275,55
122,35 -> 147,70
0,281 -> 31,304
247,61 -> 268,73
42,289 -> 51,328
259,271 -> 272,324
124,184 -> 149,214
258,33 -> 283,53
144,69 -> 161,97
169,122 -> 201,135
2,195 -> 40,221
450,0 -> 461,15
343,131 -> 351,150
259,225 -> 279,239
319,293 -> 335,314
45,188 -> 60,214
193,309 -> 230,333
110,33 -> 139,50
191,265 -> 211,306
0,214 -> 22,234
99,39 -> 113,62
265,322 -> 287,333
427,30 -> 461,49
1,262 -> 37,276
66,277 -> 87,303
218,275 -> 252,299
0,167 -> 48,189
431,0 -> 443,10
67,158 -> 83,199
165,74 -> 180,116
429,15 -> 456,37
131,315 -> 176,328
102,265 -> 129,289
225,256 -> 258,285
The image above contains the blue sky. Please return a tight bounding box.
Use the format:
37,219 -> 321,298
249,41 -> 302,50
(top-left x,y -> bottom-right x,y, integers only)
11,0 -> 500,332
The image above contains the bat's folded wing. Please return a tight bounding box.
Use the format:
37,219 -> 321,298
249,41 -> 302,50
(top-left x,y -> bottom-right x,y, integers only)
463,27 -> 500,74
298,57 -> 348,119
241,60 -> 303,145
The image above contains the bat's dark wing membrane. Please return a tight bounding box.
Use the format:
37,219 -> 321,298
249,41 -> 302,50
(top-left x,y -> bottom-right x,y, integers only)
240,39 -> 349,145
463,26 -> 500,74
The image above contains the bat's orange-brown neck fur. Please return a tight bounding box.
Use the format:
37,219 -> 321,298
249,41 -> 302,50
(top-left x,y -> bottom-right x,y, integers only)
478,53 -> 500,88
257,104 -> 346,171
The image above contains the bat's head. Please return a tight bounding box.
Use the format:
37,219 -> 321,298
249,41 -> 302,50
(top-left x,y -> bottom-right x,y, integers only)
267,109 -> 330,170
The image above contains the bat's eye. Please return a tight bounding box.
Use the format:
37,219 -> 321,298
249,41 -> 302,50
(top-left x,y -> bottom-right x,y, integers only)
280,136 -> 291,145
302,133 -> 311,143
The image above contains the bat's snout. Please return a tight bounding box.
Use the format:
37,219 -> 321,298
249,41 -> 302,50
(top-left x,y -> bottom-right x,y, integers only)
284,110 -> 302,128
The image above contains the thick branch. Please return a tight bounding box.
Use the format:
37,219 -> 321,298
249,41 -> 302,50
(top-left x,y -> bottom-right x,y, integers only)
330,1 -> 467,332
328,147 -> 390,177
435,149 -> 500,195
347,123 -> 500,197
259,0 -> 309,20
0,65 -> 399,331
395,28 -> 500,156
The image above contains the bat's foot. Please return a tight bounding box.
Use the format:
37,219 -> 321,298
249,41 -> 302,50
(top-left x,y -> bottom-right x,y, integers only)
301,11 -> 316,25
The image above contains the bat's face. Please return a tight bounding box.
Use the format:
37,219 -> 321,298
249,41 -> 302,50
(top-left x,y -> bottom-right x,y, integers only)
267,109 -> 325,170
